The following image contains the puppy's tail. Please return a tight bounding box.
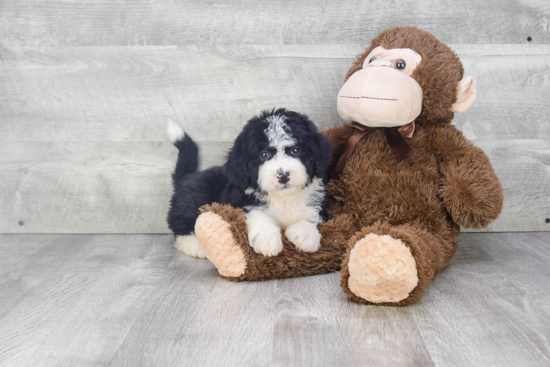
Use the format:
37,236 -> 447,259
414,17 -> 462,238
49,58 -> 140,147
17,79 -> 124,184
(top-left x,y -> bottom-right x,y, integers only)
167,119 -> 199,183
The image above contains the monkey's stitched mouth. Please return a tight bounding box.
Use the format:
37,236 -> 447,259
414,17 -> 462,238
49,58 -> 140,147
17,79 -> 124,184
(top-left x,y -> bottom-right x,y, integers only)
339,95 -> 398,101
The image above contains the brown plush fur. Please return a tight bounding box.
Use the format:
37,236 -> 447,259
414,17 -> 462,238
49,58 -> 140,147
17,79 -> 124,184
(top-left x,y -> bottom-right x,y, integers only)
196,27 -> 504,306
200,203 -> 356,281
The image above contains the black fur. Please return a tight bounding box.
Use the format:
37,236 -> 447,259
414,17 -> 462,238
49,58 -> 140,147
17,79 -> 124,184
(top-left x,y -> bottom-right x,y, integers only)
167,108 -> 333,237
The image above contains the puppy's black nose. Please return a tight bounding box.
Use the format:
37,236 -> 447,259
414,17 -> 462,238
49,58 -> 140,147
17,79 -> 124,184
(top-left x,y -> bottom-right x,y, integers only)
277,171 -> 290,184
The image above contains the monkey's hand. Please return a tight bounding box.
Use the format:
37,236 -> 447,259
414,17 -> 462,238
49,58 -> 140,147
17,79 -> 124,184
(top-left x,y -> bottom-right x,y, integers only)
436,127 -> 504,229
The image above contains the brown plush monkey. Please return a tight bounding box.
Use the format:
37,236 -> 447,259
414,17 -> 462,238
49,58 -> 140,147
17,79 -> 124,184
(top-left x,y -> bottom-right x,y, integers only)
194,27 -> 504,306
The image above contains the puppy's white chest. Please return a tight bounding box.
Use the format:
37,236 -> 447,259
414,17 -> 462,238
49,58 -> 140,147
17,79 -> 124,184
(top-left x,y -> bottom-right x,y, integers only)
265,200 -> 315,229
263,178 -> 324,228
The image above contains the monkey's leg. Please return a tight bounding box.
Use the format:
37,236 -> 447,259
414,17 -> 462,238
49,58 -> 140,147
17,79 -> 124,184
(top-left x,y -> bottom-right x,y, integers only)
195,203 -> 357,281
340,222 -> 457,306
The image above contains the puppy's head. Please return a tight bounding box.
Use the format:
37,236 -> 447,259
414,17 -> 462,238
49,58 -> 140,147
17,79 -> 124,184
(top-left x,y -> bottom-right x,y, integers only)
225,109 -> 332,197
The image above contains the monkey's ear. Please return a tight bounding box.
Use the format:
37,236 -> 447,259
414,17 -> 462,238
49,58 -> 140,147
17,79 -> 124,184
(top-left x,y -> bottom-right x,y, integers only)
451,76 -> 477,113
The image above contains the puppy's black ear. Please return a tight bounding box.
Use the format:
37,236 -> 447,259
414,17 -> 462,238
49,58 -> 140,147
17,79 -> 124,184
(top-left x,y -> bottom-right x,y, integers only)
312,132 -> 333,179
224,132 -> 251,191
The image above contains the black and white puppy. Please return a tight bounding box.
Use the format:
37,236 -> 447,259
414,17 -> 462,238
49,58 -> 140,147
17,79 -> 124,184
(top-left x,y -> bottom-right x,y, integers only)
166,108 -> 333,258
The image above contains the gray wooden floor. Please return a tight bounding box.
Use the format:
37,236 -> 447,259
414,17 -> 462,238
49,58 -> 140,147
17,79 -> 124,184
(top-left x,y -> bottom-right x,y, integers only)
0,233 -> 549,367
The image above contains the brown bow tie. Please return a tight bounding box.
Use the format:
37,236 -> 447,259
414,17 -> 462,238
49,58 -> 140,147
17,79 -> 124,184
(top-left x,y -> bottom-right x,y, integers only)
332,121 -> 416,179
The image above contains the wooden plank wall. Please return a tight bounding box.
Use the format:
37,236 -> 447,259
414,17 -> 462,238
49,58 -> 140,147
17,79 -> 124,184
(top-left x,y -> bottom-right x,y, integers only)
1,1 -> 549,233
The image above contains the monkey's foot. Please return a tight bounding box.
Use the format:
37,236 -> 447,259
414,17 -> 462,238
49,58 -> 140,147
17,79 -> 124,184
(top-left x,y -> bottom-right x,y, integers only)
195,212 -> 247,278
347,233 -> 418,304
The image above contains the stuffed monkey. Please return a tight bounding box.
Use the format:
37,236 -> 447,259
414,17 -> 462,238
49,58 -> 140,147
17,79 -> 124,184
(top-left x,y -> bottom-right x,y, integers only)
194,27 -> 503,306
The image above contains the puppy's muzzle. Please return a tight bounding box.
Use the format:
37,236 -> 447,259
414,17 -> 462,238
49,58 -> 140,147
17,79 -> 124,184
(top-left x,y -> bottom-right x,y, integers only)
277,170 -> 290,184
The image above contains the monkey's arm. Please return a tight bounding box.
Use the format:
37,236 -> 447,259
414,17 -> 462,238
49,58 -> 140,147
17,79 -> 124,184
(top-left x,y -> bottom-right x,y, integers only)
320,124 -> 355,176
434,124 -> 504,229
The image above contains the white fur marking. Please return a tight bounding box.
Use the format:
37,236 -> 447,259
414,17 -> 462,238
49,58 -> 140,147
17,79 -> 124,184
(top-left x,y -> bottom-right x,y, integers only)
175,233 -> 206,259
167,119 -> 185,144
249,177 -> 325,228
264,115 -> 296,148
246,210 -> 284,256
285,221 -> 322,252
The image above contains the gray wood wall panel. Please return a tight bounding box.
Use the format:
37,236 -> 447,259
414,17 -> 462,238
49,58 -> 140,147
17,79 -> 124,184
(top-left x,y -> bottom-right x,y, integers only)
1,139 -> 547,233
1,2 -> 549,233
1,44 -> 549,143
0,141 -> 232,233
1,0 -> 549,46
1,43 -> 549,233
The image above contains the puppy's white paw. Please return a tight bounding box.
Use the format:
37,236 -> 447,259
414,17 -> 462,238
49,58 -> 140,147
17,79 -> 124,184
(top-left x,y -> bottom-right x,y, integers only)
175,233 -> 206,259
285,221 -> 321,253
248,226 -> 283,257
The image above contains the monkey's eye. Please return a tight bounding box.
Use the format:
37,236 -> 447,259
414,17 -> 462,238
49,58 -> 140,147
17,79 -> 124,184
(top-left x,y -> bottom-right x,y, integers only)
369,57 -> 376,63
288,147 -> 301,157
259,151 -> 272,161
396,59 -> 406,70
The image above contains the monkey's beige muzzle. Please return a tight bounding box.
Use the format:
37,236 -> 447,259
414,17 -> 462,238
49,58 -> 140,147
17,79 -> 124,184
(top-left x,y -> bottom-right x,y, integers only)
337,66 -> 423,128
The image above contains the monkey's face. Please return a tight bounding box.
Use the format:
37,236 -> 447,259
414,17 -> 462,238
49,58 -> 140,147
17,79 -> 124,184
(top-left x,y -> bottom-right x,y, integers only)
337,46 -> 423,128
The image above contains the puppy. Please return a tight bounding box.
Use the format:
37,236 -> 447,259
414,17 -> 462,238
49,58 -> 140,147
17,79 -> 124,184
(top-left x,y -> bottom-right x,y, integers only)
166,108 -> 333,258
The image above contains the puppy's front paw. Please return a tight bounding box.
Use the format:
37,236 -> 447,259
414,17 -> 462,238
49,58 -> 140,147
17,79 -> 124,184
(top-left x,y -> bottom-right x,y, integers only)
285,221 -> 321,253
249,227 -> 283,257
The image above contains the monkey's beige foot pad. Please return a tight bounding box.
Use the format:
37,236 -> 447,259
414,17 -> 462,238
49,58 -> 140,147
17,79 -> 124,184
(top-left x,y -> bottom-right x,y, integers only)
348,233 -> 418,304
195,212 -> 247,278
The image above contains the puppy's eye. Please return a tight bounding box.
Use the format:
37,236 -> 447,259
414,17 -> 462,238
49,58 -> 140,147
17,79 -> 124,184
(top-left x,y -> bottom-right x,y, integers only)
369,57 -> 376,63
289,147 -> 301,156
259,151 -> 272,161
396,59 -> 406,70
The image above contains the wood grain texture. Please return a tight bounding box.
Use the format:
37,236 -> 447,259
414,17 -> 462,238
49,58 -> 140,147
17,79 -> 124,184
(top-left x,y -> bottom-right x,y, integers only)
0,139 -> 547,233
1,233 -> 549,366
270,275 -> 434,367
0,25 -> 550,233
109,255 -> 278,366
0,45 -> 353,143
471,139 -> 550,232
1,44 -> 549,142
408,232 -> 550,367
0,141 -> 231,233
0,234 -> 173,367
0,234 -> 71,316
1,44 -> 549,233
1,0 -> 549,46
